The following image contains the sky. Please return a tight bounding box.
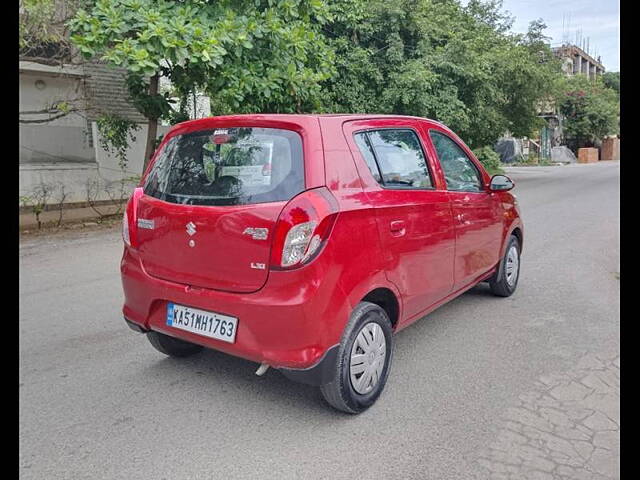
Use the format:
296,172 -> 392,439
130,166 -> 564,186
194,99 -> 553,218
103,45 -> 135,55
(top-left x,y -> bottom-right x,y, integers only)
499,0 -> 620,72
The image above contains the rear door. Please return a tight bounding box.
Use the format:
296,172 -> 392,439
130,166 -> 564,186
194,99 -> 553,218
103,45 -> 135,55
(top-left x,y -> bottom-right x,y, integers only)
343,119 -> 455,321
135,126 -> 306,293
426,128 -> 503,289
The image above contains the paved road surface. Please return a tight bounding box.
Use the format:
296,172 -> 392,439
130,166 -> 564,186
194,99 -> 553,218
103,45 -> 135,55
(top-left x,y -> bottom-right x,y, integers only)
19,162 -> 619,480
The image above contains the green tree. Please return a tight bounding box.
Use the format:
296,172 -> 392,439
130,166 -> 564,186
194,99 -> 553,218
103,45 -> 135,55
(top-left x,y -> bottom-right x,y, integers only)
558,75 -> 619,151
321,0 -> 560,148
602,71 -> 620,95
20,0 -> 59,51
20,0 -> 90,61
68,0 -> 334,171
20,0 -> 95,124
473,145 -> 503,175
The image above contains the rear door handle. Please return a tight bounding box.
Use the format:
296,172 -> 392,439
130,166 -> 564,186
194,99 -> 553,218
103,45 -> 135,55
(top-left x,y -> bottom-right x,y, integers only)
390,220 -> 406,236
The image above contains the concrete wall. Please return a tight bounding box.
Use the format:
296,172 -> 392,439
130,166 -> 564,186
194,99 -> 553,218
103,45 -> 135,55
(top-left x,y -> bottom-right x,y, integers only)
20,61 -> 169,208
92,122 -> 172,183
19,162 -> 99,204
19,71 -> 87,128
19,123 -> 171,205
19,67 -> 95,165
20,125 -> 95,164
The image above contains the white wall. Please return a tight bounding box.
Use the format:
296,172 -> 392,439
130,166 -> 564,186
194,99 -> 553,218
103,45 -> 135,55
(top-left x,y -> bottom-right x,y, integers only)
20,70 -> 94,165
19,72 -> 87,128
20,64 -> 173,207
20,125 -> 95,163
19,122 -> 171,205
92,122 -> 172,183
19,162 -> 99,204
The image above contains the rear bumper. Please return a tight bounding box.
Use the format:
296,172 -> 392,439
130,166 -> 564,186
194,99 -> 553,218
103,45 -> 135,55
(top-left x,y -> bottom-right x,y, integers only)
123,316 -> 339,385
278,344 -> 340,386
125,317 -> 148,333
121,246 -> 350,372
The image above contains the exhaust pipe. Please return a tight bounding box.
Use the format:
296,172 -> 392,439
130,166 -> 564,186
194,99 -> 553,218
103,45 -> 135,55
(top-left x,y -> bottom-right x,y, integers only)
255,362 -> 270,376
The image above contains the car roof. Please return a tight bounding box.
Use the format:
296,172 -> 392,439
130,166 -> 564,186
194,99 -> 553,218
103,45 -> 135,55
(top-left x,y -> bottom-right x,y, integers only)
173,113 -> 447,129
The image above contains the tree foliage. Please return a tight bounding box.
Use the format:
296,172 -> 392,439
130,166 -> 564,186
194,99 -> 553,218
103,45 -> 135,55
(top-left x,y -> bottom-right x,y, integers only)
321,0 -> 561,148
558,75 -> 619,151
19,0 -> 58,50
63,0 -> 619,167
69,0 -> 334,167
602,71 -> 620,95
473,146 -> 503,175
69,0 -> 334,117
96,114 -> 140,171
20,0 -> 91,64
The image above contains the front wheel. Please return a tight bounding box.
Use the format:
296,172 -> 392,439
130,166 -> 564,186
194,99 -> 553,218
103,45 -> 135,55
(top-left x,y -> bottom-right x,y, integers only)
320,302 -> 394,414
489,235 -> 521,297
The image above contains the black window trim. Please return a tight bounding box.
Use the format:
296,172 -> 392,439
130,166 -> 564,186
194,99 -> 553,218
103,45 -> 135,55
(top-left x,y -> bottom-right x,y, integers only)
353,127 -> 436,191
428,128 -> 486,194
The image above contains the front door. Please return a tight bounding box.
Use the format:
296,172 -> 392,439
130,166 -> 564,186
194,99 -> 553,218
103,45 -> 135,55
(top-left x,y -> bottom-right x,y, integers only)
427,129 -> 503,290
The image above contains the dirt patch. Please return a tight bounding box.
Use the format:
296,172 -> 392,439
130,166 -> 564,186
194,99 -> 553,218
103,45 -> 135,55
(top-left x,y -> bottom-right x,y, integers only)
20,216 -> 122,239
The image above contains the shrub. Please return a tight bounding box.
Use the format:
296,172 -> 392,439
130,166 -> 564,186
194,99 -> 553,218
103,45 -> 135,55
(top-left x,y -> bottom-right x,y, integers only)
473,146 -> 503,175
525,153 -> 539,165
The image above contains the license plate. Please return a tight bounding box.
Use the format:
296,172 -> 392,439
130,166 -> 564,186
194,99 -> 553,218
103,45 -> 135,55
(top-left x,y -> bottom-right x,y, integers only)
167,303 -> 238,343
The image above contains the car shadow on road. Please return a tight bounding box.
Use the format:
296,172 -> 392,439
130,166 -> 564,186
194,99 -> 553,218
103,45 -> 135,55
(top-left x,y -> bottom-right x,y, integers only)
137,283 -> 499,418
140,347 -> 341,418
458,282 -> 495,297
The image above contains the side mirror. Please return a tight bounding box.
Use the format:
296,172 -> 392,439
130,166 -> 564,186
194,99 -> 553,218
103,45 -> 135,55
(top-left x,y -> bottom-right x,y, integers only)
489,174 -> 514,192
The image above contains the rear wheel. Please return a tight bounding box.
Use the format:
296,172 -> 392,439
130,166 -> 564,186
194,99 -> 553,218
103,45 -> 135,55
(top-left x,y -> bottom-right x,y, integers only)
489,235 -> 521,297
320,302 -> 394,414
147,331 -> 204,357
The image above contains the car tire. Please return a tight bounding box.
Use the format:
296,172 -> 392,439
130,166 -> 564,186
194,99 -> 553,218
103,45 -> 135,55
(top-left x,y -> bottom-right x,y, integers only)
147,331 -> 204,358
320,302 -> 394,414
489,235 -> 521,297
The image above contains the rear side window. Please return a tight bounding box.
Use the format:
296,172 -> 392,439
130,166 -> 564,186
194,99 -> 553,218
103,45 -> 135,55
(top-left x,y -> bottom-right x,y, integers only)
354,129 -> 432,188
144,127 -> 304,206
353,132 -> 382,183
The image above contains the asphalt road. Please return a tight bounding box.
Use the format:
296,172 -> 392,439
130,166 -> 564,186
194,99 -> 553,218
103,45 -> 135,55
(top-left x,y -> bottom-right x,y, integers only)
19,161 -> 620,480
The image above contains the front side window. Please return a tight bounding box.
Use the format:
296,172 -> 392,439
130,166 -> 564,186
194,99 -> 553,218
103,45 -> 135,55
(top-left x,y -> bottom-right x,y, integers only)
144,127 -> 304,206
429,131 -> 483,192
354,129 -> 432,189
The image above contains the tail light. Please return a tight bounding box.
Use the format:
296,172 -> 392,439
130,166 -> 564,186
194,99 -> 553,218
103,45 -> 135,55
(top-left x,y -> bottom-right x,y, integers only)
122,210 -> 130,246
270,187 -> 339,270
123,187 -> 144,248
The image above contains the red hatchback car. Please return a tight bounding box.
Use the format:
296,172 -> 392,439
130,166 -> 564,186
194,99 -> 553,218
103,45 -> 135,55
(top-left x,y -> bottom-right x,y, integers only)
121,114 -> 523,413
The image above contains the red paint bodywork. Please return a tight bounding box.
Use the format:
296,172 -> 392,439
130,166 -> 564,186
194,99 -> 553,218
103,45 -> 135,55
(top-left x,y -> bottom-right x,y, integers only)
121,114 -> 523,370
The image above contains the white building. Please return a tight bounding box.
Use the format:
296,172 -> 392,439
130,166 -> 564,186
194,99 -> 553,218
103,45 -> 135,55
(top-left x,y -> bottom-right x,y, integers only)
19,60 -> 170,207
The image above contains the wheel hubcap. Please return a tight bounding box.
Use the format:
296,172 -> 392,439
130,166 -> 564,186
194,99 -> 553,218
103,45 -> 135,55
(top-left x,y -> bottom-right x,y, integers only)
505,245 -> 519,287
349,322 -> 387,394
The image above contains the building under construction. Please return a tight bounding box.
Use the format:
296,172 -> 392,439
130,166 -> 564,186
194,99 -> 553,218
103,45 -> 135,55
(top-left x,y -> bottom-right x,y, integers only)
552,44 -> 605,79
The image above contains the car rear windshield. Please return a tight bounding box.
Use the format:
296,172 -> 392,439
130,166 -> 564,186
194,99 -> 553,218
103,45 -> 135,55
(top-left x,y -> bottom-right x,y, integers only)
144,127 -> 304,206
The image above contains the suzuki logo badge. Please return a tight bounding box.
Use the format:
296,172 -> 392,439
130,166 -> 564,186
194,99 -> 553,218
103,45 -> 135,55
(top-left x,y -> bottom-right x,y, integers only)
186,222 -> 196,236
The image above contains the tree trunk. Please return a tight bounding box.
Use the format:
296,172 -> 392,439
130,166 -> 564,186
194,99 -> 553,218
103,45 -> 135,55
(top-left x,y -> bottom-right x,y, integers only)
142,74 -> 159,173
